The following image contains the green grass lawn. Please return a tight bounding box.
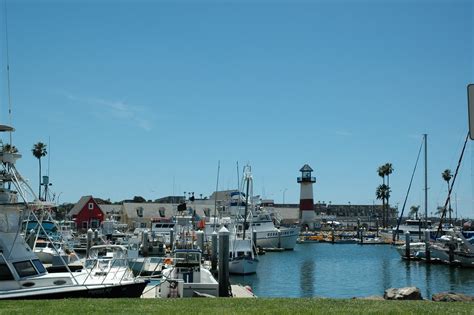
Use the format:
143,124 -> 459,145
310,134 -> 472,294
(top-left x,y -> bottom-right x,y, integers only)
0,298 -> 472,315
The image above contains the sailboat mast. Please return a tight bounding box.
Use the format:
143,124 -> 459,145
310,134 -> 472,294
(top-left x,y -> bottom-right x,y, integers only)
424,134 -> 428,228
242,174 -> 250,240
213,160 -> 220,232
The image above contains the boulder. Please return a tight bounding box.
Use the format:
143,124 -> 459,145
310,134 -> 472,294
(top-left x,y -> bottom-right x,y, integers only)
384,287 -> 423,300
431,292 -> 474,302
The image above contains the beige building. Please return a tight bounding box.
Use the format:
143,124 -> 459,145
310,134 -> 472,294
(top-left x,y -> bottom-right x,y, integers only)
70,192 -> 398,230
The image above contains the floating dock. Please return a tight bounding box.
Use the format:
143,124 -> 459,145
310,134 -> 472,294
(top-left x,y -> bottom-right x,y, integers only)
141,284 -> 256,298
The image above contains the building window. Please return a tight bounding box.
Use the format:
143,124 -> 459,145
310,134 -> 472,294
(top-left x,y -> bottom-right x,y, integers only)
88,203 -> 93,210
82,221 -> 88,230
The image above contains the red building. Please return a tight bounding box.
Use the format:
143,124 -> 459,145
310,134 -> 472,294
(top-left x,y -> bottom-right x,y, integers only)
68,196 -> 104,231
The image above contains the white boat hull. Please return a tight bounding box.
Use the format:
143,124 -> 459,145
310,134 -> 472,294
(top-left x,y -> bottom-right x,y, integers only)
255,227 -> 299,250
229,258 -> 258,275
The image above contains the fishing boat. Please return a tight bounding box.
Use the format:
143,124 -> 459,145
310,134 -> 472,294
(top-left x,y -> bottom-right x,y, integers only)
0,125 -> 148,299
229,238 -> 258,274
160,248 -> 218,298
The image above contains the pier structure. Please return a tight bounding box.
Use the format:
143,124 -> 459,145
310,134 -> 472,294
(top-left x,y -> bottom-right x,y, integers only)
297,164 -> 316,229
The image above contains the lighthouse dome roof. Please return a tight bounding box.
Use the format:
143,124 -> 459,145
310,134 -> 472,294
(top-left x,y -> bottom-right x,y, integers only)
300,164 -> 313,172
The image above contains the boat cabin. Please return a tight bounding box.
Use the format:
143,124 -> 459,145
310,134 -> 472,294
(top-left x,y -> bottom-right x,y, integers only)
173,249 -> 201,268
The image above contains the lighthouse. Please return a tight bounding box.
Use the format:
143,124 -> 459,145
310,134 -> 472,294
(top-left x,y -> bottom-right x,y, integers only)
297,164 -> 316,229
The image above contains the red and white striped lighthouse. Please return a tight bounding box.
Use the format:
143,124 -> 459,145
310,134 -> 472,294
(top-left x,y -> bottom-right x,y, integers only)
297,164 -> 316,228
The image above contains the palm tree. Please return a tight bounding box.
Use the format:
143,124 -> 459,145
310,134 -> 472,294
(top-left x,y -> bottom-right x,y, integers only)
32,142 -> 47,199
377,165 -> 386,185
441,169 -> 453,225
377,165 -> 386,226
376,184 -> 390,228
384,163 -> 394,226
435,206 -> 445,216
409,205 -> 420,220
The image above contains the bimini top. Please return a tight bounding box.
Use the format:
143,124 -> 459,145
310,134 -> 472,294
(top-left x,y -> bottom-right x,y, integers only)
0,125 -> 15,132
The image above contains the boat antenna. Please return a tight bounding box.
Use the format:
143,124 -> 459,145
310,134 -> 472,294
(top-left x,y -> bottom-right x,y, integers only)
236,161 -> 240,195
4,0 -> 13,144
435,131 -> 469,238
213,160 -> 220,232
47,136 -> 51,177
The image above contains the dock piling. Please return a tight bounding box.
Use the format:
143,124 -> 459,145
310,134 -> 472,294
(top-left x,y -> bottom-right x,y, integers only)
218,227 -> 230,297
424,229 -> 431,262
196,230 -> 204,251
405,231 -> 411,260
252,229 -> 257,254
93,229 -> 99,245
211,231 -> 218,274
142,230 -> 149,256
86,228 -> 93,258
169,228 -> 174,251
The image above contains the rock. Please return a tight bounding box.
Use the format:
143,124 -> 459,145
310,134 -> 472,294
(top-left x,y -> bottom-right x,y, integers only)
432,292 -> 474,302
384,287 -> 423,300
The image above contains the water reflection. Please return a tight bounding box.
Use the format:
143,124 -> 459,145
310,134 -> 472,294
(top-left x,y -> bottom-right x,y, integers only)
299,259 -> 315,297
403,260 -> 412,286
230,244 -> 474,298
380,253 -> 392,292
424,263 -> 432,298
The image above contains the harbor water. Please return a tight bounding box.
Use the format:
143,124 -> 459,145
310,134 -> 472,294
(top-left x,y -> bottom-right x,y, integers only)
230,243 -> 474,298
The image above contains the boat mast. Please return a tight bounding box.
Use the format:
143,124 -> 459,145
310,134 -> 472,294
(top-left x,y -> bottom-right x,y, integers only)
213,160 -> 220,232
424,134 -> 428,228
242,166 -> 250,240
3,0 -> 13,144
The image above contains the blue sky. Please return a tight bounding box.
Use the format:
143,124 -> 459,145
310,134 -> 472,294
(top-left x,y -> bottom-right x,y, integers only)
0,0 -> 473,218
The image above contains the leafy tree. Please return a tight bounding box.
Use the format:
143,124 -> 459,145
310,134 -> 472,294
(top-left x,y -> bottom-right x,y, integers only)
132,196 -> 146,203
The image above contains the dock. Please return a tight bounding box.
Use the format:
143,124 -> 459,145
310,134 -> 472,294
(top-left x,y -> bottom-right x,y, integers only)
141,284 -> 256,298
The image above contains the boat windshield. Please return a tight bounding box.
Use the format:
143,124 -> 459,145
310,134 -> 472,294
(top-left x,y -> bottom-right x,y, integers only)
174,251 -> 200,266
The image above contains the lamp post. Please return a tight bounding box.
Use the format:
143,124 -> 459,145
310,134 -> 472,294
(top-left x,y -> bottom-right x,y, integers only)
282,188 -> 288,204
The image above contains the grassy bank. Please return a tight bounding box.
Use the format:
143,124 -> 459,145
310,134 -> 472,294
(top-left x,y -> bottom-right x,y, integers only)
0,298 -> 472,315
